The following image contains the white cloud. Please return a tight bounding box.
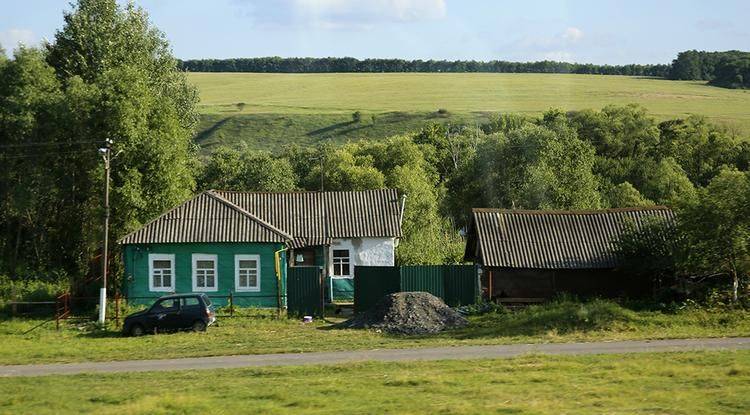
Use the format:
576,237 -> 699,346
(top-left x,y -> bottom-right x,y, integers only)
542,51 -> 573,61
237,0 -> 446,30
562,27 -> 583,43
0,29 -> 36,54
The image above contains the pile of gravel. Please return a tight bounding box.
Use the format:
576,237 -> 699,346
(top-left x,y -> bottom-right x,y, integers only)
339,292 -> 468,335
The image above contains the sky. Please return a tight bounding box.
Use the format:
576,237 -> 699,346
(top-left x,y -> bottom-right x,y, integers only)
1,0 -> 749,64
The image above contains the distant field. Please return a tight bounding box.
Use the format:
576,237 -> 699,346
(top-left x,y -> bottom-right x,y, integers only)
188,73 -> 750,151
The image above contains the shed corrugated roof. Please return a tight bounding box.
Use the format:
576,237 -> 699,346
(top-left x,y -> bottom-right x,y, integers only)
466,207 -> 675,269
119,189 -> 402,245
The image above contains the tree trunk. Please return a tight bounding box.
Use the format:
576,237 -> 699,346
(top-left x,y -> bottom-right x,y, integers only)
732,270 -> 739,303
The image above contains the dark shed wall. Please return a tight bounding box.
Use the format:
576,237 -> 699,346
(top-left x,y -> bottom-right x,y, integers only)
485,268 -> 652,299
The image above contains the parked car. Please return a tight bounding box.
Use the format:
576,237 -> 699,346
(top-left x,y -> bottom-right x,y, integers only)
123,293 -> 216,336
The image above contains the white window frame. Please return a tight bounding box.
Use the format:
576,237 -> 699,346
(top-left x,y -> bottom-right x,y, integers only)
235,254 -> 261,292
192,254 -> 218,292
332,248 -> 352,278
148,254 -> 175,292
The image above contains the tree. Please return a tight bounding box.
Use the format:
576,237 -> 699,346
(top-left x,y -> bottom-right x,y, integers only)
0,47 -> 66,275
0,0 -> 199,281
615,216 -> 680,289
568,104 -> 660,159
500,116 -> 601,210
657,116 -> 742,186
304,146 -> 385,191
680,168 -> 750,301
199,147 -> 297,192
639,158 -> 697,206
604,182 -> 654,208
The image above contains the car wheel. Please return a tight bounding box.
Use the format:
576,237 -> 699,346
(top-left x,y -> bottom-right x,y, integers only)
130,324 -> 145,337
192,320 -> 207,332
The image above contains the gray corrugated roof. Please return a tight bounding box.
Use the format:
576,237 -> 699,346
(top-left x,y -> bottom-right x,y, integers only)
467,207 -> 675,269
120,189 -> 402,245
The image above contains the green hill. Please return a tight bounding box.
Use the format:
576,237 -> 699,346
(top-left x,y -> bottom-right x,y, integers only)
190,72 -> 750,152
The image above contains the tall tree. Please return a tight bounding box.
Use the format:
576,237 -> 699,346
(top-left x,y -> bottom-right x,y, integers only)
680,168 -> 750,301
1,0 -> 199,281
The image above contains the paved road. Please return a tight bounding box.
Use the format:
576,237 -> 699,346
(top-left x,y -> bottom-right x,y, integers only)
1,337 -> 749,377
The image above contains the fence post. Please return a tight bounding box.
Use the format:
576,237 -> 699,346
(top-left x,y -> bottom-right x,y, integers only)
229,291 -> 234,317
115,293 -> 120,328
55,295 -> 60,331
11,287 -> 17,316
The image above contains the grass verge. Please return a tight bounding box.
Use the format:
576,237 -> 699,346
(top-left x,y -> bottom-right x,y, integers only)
0,350 -> 748,414
0,300 -> 748,366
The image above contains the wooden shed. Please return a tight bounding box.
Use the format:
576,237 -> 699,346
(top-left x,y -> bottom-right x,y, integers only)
464,207 -> 675,301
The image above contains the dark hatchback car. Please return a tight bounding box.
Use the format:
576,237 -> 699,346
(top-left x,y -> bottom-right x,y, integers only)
123,293 -> 216,336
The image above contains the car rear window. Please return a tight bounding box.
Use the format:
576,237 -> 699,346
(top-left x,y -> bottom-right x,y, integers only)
183,297 -> 200,307
201,294 -> 212,306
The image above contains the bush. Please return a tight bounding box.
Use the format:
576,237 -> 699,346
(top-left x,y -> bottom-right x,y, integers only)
436,108 -> 450,117
456,302 -> 507,316
352,111 -> 362,123
470,298 -> 640,335
0,275 -> 68,303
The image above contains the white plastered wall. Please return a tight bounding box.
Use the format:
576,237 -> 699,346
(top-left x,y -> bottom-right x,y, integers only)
327,237 -> 395,276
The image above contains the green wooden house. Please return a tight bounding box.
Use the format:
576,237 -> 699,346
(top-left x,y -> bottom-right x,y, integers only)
119,189 -> 403,307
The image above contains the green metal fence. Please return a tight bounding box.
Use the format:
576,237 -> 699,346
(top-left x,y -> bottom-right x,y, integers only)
354,264 -> 478,313
287,266 -> 323,316
354,266 -> 400,313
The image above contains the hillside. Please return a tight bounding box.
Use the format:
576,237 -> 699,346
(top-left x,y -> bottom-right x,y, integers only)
190,72 -> 750,152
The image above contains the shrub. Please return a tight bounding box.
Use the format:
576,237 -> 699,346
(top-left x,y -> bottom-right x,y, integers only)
0,275 -> 69,302
236,102 -> 246,111
436,108 -> 450,117
352,111 -> 362,123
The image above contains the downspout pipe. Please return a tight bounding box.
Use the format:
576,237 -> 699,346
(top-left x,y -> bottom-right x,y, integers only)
274,246 -> 289,317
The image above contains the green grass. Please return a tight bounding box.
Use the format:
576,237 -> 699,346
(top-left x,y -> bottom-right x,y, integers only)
189,72 -> 750,151
194,111 -> 486,153
1,300 -> 748,366
1,351 -> 748,414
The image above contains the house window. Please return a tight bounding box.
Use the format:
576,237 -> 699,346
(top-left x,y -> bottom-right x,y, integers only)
332,249 -> 351,277
192,254 -> 218,292
149,254 -> 175,292
235,255 -> 260,292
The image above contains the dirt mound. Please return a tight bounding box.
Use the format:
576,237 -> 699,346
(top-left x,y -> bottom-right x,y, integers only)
340,292 -> 468,335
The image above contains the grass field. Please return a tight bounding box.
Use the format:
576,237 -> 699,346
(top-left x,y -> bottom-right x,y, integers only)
2,300 -> 748,365
189,73 -> 750,152
1,351 -> 748,414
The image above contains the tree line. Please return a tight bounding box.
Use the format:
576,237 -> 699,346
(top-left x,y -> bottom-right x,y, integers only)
178,57 -> 669,77
179,52 -> 750,89
667,50 -> 750,88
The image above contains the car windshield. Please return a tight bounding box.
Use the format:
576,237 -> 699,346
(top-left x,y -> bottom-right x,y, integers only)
201,295 -> 212,307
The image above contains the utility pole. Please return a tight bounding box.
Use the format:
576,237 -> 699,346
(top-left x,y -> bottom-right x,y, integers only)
320,154 -> 324,192
98,138 -> 113,325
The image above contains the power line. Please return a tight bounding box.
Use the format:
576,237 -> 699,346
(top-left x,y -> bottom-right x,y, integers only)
0,149 -> 98,160
0,140 -> 102,149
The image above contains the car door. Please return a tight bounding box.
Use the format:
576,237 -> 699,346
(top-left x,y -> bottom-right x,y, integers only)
149,298 -> 182,331
180,296 -> 203,328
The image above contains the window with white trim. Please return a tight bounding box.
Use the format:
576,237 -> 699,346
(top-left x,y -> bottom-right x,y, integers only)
192,254 -> 218,291
332,249 -> 351,277
148,254 -> 175,292
235,255 -> 260,291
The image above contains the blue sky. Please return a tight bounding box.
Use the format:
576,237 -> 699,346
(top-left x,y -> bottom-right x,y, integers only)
1,0 -> 749,64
